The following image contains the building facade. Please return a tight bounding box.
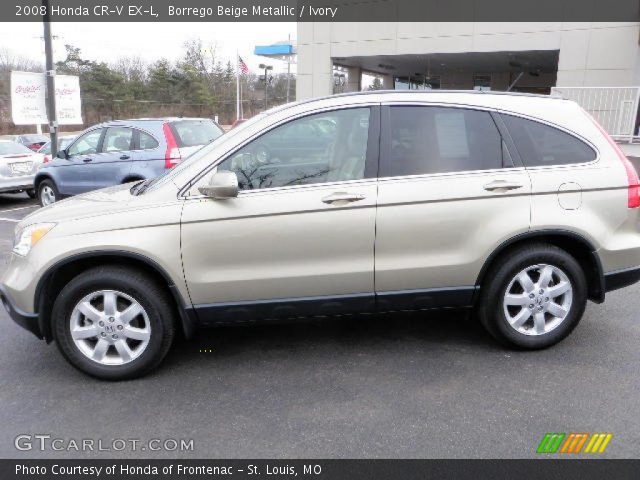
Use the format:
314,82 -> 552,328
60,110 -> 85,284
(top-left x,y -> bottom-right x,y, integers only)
296,22 -> 640,99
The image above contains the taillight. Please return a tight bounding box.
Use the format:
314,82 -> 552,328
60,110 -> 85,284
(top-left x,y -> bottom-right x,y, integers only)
163,123 -> 181,169
587,112 -> 640,208
43,155 -> 51,164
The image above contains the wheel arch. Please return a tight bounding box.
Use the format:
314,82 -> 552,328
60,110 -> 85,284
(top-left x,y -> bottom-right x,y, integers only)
475,230 -> 605,305
34,251 -> 196,343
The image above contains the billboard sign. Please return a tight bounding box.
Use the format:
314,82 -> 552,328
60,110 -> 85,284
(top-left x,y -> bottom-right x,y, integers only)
10,71 -> 82,126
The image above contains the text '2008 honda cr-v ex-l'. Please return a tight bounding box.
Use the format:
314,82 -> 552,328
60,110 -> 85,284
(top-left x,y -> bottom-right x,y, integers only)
2,90 -> 640,380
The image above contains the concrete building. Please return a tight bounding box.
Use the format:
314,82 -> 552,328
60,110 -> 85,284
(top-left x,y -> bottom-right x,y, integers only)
296,22 -> 640,99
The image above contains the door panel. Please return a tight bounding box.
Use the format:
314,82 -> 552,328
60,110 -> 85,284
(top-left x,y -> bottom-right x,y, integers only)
375,105 -> 532,307
90,127 -> 134,190
56,128 -> 103,195
181,182 -> 377,318
180,106 -> 380,321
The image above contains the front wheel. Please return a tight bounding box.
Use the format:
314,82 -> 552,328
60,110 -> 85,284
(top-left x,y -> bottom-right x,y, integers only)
37,179 -> 58,206
52,266 -> 175,380
478,243 -> 587,349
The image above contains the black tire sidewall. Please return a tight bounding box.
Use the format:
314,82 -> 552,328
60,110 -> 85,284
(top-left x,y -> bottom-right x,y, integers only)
52,268 -> 174,380
481,246 -> 587,349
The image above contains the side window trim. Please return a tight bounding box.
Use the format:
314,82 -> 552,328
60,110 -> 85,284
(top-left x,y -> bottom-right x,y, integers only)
490,111 -> 524,168
182,104 -> 381,197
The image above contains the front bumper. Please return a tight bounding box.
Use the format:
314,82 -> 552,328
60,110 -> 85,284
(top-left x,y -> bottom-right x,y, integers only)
0,284 -> 42,339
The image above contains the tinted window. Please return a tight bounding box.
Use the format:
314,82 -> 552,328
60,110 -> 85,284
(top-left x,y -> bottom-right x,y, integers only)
138,130 -> 159,150
170,120 -> 223,148
217,108 -> 371,190
502,114 -> 596,166
68,129 -> 102,156
102,127 -> 133,152
381,106 -> 503,177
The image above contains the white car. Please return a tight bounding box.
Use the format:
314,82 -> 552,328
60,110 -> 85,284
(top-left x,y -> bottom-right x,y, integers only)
0,140 -> 43,197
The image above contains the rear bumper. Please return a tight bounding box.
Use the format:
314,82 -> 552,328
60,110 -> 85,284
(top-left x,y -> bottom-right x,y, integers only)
604,266 -> 640,293
0,174 -> 35,193
0,284 -> 42,339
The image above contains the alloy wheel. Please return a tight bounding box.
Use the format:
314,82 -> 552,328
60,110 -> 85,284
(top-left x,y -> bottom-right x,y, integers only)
69,290 -> 151,365
503,264 -> 573,336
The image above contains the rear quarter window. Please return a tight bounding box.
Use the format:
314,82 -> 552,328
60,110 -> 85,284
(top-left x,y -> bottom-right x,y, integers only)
501,114 -> 596,167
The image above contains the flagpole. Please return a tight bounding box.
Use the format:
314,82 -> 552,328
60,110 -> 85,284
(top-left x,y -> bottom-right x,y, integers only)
236,51 -> 240,121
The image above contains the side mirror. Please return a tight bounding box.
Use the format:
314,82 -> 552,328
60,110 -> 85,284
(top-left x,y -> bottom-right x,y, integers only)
198,171 -> 239,199
56,149 -> 68,160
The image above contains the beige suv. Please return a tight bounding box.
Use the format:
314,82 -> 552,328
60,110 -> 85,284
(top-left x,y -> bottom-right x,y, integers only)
2,91 -> 640,380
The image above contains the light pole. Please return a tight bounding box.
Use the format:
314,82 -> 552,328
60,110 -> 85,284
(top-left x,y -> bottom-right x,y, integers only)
259,63 -> 273,111
42,0 -> 58,155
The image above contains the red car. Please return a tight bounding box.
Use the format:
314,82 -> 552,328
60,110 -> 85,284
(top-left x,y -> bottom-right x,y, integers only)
14,134 -> 49,151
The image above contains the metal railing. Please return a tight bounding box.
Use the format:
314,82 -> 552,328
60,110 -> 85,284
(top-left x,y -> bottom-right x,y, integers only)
551,86 -> 640,143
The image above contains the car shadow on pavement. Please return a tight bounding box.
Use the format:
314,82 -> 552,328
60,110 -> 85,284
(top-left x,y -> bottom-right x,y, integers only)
165,309 -> 501,369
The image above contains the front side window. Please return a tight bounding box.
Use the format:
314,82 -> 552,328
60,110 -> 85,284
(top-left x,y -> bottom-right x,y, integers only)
102,127 -> 133,153
217,108 -> 371,191
501,114 -> 596,167
68,129 -> 102,157
381,106 -> 503,177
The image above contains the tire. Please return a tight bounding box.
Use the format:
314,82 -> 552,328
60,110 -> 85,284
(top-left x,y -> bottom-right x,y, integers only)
26,189 -> 36,199
52,266 -> 175,380
478,243 -> 587,350
38,179 -> 59,206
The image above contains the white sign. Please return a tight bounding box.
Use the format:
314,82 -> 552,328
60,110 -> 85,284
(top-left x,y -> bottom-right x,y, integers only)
10,71 -> 47,125
55,75 -> 83,125
10,71 -> 83,126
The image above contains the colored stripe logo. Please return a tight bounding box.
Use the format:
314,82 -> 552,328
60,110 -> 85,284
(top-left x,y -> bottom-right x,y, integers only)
537,433 -> 612,454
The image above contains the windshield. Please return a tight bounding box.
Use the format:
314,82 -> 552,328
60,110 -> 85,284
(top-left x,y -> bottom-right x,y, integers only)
145,112 -> 269,192
38,137 -> 74,155
0,142 -> 33,155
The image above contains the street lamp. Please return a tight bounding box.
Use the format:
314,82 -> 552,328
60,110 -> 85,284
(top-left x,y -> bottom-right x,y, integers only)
259,63 -> 273,111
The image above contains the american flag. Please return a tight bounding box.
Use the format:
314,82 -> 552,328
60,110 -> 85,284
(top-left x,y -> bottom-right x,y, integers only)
238,56 -> 249,75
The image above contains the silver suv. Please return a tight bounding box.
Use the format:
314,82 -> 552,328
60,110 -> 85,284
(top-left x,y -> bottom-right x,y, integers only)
2,91 -> 639,380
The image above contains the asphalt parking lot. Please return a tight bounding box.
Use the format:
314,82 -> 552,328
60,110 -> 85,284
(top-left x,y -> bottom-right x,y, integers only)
0,193 -> 639,459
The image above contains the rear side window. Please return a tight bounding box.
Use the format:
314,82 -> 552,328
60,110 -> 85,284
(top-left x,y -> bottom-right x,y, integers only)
169,120 -> 223,148
501,114 -> 596,167
137,130 -> 159,150
381,106 -> 503,177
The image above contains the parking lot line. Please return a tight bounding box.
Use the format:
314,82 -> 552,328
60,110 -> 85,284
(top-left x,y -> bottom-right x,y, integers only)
0,205 -> 38,214
0,217 -> 20,223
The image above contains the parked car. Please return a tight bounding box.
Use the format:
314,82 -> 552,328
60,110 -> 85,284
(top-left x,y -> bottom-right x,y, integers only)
3,90 -> 640,380
37,136 -> 76,165
34,118 -> 224,206
0,140 -> 43,197
14,134 -> 49,151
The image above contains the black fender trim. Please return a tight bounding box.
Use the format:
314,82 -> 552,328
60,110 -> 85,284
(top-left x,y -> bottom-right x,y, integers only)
34,250 -> 196,341
474,229 -> 605,304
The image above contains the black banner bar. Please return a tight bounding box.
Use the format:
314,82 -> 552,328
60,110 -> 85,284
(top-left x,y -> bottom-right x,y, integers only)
4,0 -> 640,22
2,459 -> 640,480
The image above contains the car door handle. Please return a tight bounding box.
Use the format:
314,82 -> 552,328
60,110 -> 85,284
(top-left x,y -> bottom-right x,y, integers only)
120,155 -> 130,160
321,192 -> 366,204
83,158 -> 93,163
483,180 -> 523,192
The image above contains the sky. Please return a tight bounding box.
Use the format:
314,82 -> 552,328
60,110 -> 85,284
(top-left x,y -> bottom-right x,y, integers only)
0,22 -> 297,74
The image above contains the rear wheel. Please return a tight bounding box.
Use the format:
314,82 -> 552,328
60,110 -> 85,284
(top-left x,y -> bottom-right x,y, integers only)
478,243 -> 587,349
52,266 -> 175,380
37,179 -> 58,206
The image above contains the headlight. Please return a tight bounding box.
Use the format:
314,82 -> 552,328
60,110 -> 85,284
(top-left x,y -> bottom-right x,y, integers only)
12,223 -> 56,256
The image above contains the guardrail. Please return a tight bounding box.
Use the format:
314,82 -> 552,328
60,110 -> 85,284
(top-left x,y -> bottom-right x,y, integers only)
551,86 -> 640,143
